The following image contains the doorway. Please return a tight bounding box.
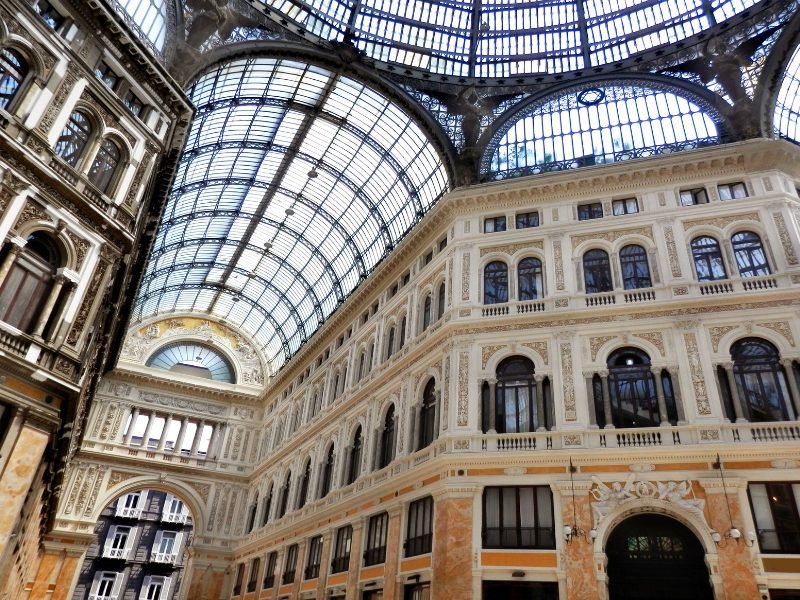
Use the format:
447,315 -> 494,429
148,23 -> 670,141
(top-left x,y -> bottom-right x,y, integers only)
606,514 -> 713,600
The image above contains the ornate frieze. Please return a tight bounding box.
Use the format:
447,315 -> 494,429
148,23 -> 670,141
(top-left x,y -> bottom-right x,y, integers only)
66,259 -> 110,347
479,240 -> 544,257
560,341 -> 576,421
633,331 -> 665,356
481,344 -> 505,369
553,239 -> 565,291
39,64 -> 80,132
138,391 -> 226,416
683,211 -> 760,231
13,200 -> 50,231
64,230 -> 90,270
522,341 -> 549,365
457,351 -> 469,426
461,253 -> 470,301
709,325 -> 739,352
683,331 -> 712,415
589,335 -> 616,362
772,212 -> 799,265
570,226 -> 654,250
757,320 -> 795,346
662,225 -> 682,278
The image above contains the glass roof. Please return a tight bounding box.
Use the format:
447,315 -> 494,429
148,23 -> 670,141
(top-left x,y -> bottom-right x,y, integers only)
133,57 -> 449,372
110,0 -> 167,54
251,0 -> 758,77
775,42 -> 800,143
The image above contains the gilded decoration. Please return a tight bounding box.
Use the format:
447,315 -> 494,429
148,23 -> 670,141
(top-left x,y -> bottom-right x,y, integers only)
522,341 -> 549,365
589,335 -> 616,361
481,345 -> 505,369
553,239 -> 565,290
633,331 -> 665,356
683,332 -> 712,415
560,341 -> 576,420
14,200 -> 49,231
709,325 -> 739,352
461,254 -> 470,300
106,470 -> 138,490
39,64 -> 80,132
682,211 -> 760,231
479,240 -> 544,257
65,230 -> 90,270
773,212 -> 799,265
757,321 -> 795,346
121,317 -> 266,384
570,226 -> 654,250
663,225 -> 682,277
457,351 -> 469,426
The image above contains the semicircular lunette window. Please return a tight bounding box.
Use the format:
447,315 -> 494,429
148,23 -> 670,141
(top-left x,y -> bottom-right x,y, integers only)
775,42 -> 800,143
484,84 -> 720,181
110,0 -> 167,55
133,57 -> 448,372
146,342 -> 235,382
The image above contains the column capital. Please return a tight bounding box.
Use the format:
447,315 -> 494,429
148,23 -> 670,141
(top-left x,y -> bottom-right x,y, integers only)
598,369 -> 609,378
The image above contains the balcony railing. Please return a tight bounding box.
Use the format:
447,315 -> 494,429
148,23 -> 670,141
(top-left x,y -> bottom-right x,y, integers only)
102,547 -> 129,559
150,551 -> 177,564
115,506 -> 142,519
162,512 -> 188,523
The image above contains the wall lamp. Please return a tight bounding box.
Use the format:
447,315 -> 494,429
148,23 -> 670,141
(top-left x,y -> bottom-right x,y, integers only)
711,454 -> 755,547
564,458 -> 598,544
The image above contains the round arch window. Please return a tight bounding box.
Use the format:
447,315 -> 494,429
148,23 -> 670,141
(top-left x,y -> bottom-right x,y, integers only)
146,342 -> 235,383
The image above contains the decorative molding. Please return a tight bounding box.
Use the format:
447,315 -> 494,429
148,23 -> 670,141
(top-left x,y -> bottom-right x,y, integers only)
683,211 -> 760,231
553,239 -> 564,291
570,226 -> 654,250
683,332 -> 712,415
461,253 -> 470,301
773,212 -> 799,265
522,341 -> 549,365
633,331 -> 665,357
709,325 -> 739,353
757,320 -> 795,346
64,230 -> 90,270
14,200 -> 50,231
39,63 -> 80,132
560,341 -> 576,421
457,351 -> 469,426
106,470 -> 138,490
663,225 -> 682,278
481,345 -> 505,369
589,335 -> 616,362
479,240 -> 544,257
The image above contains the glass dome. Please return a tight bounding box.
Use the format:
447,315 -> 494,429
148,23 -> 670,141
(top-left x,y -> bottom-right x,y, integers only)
252,0 -> 760,78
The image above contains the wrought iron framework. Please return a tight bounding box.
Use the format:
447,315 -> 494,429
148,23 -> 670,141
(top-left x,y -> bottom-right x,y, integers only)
133,57 -> 448,371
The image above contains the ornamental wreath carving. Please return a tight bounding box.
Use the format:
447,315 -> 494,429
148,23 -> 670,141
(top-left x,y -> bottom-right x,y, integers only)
590,474 -> 706,528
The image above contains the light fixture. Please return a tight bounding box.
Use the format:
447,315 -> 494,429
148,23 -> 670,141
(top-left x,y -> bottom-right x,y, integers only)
711,454 -> 755,546
565,458 -> 593,543
307,168 -> 318,179
285,208 -> 295,216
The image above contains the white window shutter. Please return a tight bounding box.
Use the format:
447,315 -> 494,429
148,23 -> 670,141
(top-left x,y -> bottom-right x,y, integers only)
111,572 -> 125,598
103,526 -> 116,555
126,525 -> 138,554
138,575 -> 151,600
163,576 -> 173,599
152,530 -> 163,557
174,531 -> 184,556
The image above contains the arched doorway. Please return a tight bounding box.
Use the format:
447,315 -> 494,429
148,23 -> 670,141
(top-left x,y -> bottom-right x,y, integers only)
606,514 -> 713,600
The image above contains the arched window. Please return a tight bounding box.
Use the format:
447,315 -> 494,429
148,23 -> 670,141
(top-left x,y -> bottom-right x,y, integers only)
296,459 -> 311,509
0,232 -> 63,334
619,245 -> 652,290
55,110 -> 93,167
484,261 -> 508,304
261,485 -> 273,526
422,294 -> 432,330
0,48 -> 28,110
606,348 -> 661,428
399,316 -> 407,349
691,236 -> 727,281
346,426 -> 362,485
731,338 -> 793,422
583,249 -> 613,294
88,138 -> 122,194
731,232 -> 770,277
436,282 -> 446,319
495,357 -> 536,433
518,257 -> 543,300
418,379 -> 437,450
319,445 -> 335,498
146,341 -> 235,382
378,405 -> 395,469
385,326 -> 395,360
276,472 -> 291,518
358,351 -> 367,380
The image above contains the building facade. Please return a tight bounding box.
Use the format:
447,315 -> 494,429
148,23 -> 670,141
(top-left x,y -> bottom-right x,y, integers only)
0,0 -> 800,599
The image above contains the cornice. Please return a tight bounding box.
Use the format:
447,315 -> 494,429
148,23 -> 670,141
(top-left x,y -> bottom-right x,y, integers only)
105,370 -> 258,405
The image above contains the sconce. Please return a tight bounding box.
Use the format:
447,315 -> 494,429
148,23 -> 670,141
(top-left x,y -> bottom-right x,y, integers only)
711,455 -> 756,547
564,458 -> 596,544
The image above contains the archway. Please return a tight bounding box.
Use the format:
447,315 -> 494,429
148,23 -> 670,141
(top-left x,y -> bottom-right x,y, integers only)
605,514 -> 713,600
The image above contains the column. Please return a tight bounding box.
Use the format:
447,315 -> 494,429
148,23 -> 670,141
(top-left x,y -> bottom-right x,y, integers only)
599,370 -> 614,428
669,366 -> 687,422
0,245 -> 21,289
780,359 -> 800,419
432,388 -> 441,439
140,411 -> 157,448
156,414 -> 174,452
28,540 -> 88,600
31,273 -> 66,339
382,506 -> 403,600
535,375 -> 545,430
651,367 -> 669,425
584,373 -> 598,426
0,419 -> 50,558
722,363 -> 746,422
123,407 -> 140,445
408,405 -> 419,452
431,487 -> 475,600
345,522 -> 364,600
207,422 -> 222,459
487,378 -> 497,432
190,420 -> 206,456
48,279 -> 77,344
315,529 -> 333,599
173,417 -> 189,455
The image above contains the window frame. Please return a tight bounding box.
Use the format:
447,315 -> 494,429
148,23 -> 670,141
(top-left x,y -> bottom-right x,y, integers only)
612,197 -> 639,215
484,215 -> 507,233
282,544 -> 298,585
747,482 -> 800,554
518,257 -> 544,301
263,551 -> 278,588
691,236 -> 728,282
619,244 -> 652,290
482,485 -> 556,550
0,47 -> 30,114
483,260 -> 509,304
577,202 -> 604,221
515,211 -> 540,229
331,525 -> 353,573
679,187 -> 708,206
405,496 -> 434,557
731,231 -> 771,278
583,249 -> 614,294
718,181 -> 748,201
304,535 -> 323,580
364,512 -> 389,566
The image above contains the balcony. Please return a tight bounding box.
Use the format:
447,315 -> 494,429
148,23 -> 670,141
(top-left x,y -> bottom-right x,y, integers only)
162,512 -> 188,524
150,551 -> 177,564
88,596 -> 117,600
115,506 -> 142,519
102,547 -> 130,560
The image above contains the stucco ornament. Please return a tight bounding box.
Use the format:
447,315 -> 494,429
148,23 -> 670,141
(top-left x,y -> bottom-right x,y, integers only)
590,474 -> 706,527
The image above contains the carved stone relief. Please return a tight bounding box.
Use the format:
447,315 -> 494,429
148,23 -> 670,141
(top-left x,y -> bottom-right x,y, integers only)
457,351 -> 469,426
773,213 -> 799,265
683,211 -> 760,231
479,240 -> 544,257
560,341 -> 576,421
663,225 -> 682,278
570,226 -> 654,250
683,332 -> 712,415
